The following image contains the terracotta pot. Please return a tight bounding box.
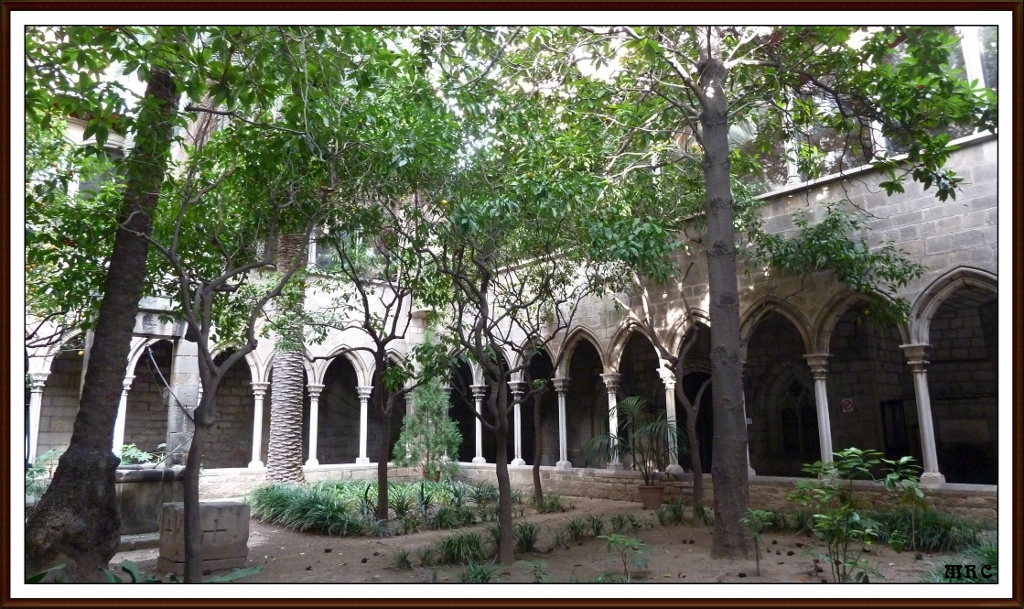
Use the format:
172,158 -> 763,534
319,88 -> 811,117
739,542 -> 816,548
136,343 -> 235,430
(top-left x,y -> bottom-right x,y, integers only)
637,485 -> 665,509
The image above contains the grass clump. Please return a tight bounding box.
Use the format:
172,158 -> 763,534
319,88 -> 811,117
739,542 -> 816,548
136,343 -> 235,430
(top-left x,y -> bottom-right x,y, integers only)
923,539 -> 998,583
514,521 -> 541,553
458,560 -> 503,583
391,548 -> 413,570
437,531 -> 488,565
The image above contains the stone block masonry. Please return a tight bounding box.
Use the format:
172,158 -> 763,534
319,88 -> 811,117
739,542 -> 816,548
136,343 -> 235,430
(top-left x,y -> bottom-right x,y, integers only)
157,501 -> 249,576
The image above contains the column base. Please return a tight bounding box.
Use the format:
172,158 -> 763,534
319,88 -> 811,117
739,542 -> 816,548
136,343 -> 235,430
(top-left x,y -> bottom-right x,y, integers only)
304,459 -> 319,467
605,463 -> 625,471
356,457 -> 371,465
555,460 -> 572,469
471,457 -> 487,464
510,458 -> 526,466
748,465 -> 757,479
666,464 -> 685,478
247,461 -> 264,470
920,472 -> 946,487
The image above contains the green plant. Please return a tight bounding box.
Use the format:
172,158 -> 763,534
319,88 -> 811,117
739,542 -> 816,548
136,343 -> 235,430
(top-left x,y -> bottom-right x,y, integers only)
470,481 -> 499,505
657,496 -> 690,526
550,525 -> 569,549
534,493 -> 567,514
923,539 -> 998,583
391,548 -> 413,570
445,479 -> 469,509
869,507 -> 983,553
741,508 -> 775,576
437,531 -> 487,565
399,512 -> 422,535
388,483 -> 416,518
26,448 -> 63,498
695,504 -> 714,526
520,559 -> 551,582
431,505 -> 460,530
118,443 -> 156,465
25,562 -> 66,583
610,513 -> 628,534
788,447 -> 919,583
599,534 -> 649,582
581,396 -> 687,486
514,521 -> 540,553
415,546 -> 436,567
880,455 -> 927,552
586,514 -> 605,537
458,560 -> 503,583
566,517 -> 587,543
393,378 -> 463,482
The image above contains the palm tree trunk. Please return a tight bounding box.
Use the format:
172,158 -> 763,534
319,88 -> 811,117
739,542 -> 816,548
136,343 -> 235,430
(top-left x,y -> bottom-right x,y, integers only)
266,233 -> 307,484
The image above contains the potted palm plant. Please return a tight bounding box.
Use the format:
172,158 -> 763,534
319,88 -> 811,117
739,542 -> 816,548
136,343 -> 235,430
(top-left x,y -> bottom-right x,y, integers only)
582,396 -> 687,509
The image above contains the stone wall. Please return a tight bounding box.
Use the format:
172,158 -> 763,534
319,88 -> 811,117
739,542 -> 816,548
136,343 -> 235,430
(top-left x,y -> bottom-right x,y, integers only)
197,464 -> 423,500
205,356 -> 255,469
37,351 -> 82,458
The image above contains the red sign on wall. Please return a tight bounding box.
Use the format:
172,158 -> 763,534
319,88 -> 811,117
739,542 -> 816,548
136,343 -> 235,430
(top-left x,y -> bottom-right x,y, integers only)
840,398 -> 854,413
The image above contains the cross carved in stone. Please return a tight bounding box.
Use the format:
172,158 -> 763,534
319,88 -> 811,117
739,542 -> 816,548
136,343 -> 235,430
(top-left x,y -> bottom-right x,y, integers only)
203,518 -> 229,544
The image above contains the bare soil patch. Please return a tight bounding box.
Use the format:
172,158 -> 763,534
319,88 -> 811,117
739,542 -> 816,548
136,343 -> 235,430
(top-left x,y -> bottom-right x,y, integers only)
115,496 -> 948,584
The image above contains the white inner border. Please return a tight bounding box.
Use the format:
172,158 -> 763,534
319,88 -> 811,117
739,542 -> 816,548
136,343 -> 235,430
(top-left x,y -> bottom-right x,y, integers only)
8,9 -> 1015,602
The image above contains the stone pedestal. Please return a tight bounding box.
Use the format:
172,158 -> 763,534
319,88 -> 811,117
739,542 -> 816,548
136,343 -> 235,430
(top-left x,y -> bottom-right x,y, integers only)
157,501 -> 249,575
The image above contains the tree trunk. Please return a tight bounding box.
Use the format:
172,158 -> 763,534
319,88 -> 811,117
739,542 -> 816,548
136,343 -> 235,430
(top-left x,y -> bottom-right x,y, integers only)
25,68 -> 178,582
697,28 -> 750,559
376,391 -> 392,521
491,385 -> 515,565
684,404 -> 704,509
266,233 -> 307,484
183,392 -> 212,582
266,350 -> 306,483
531,397 -> 543,505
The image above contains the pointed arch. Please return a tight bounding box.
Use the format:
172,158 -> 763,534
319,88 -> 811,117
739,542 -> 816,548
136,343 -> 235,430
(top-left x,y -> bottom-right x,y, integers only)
554,326 -> 606,376
665,308 -> 712,359
811,289 -> 910,355
740,296 -> 813,357
321,344 -> 372,387
910,266 -> 998,345
605,320 -> 659,374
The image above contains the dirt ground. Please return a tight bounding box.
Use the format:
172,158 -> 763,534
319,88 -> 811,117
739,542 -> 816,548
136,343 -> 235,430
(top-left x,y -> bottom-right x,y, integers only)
115,496 -> 949,585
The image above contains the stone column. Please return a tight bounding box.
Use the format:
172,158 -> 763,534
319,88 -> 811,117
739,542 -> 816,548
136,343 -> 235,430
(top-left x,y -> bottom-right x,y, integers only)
510,381 -> 526,466
804,354 -> 834,464
471,384 -> 487,464
165,340 -> 201,466
112,375 -> 135,457
357,386 -> 373,464
249,381 -> 269,469
553,377 -> 571,469
901,344 -> 945,486
27,372 -> 49,465
658,366 -> 684,477
305,384 -> 325,467
600,373 -> 622,469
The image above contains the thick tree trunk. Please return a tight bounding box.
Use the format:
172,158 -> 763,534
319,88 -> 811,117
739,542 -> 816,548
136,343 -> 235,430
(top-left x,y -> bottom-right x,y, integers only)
25,68 -> 178,582
266,233 -> 307,484
697,28 -> 750,559
684,405 -> 704,509
266,350 -> 306,483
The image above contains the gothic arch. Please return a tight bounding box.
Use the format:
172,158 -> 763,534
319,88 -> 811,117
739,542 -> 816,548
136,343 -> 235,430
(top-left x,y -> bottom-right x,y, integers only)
554,326 -> 606,376
910,266 -> 998,345
812,290 -> 910,355
606,321 -> 660,374
665,308 -> 712,359
740,296 -> 813,357
320,345 -> 372,387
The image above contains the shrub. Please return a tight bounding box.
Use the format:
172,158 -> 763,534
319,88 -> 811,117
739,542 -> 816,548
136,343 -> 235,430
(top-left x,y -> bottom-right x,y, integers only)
923,539 -> 998,583
388,483 -> 416,518
534,493 -> 567,514
458,560 -> 503,583
610,513 -> 629,534
870,507 -> 983,553
393,378 -> 462,482
566,517 -> 587,543
586,514 -> 606,537
514,521 -> 540,553
415,546 -> 436,567
437,531 -> 487,565
391,548 -> 413,570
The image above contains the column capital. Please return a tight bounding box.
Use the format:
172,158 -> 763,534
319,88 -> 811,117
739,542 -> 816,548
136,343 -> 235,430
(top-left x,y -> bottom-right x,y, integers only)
508,380 -> 527,395
900,344 -> 931,369
657,367 -> 676,389
251,381 -> 270,395
29,371 -> 50,391
307,383 -> 325,398
552,377 -> 571,393
600,373 -> 621,393
803,353 -> 831,377
122,375 -> 136,391
357,385 -> 373,400
470,384 -> 488,398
